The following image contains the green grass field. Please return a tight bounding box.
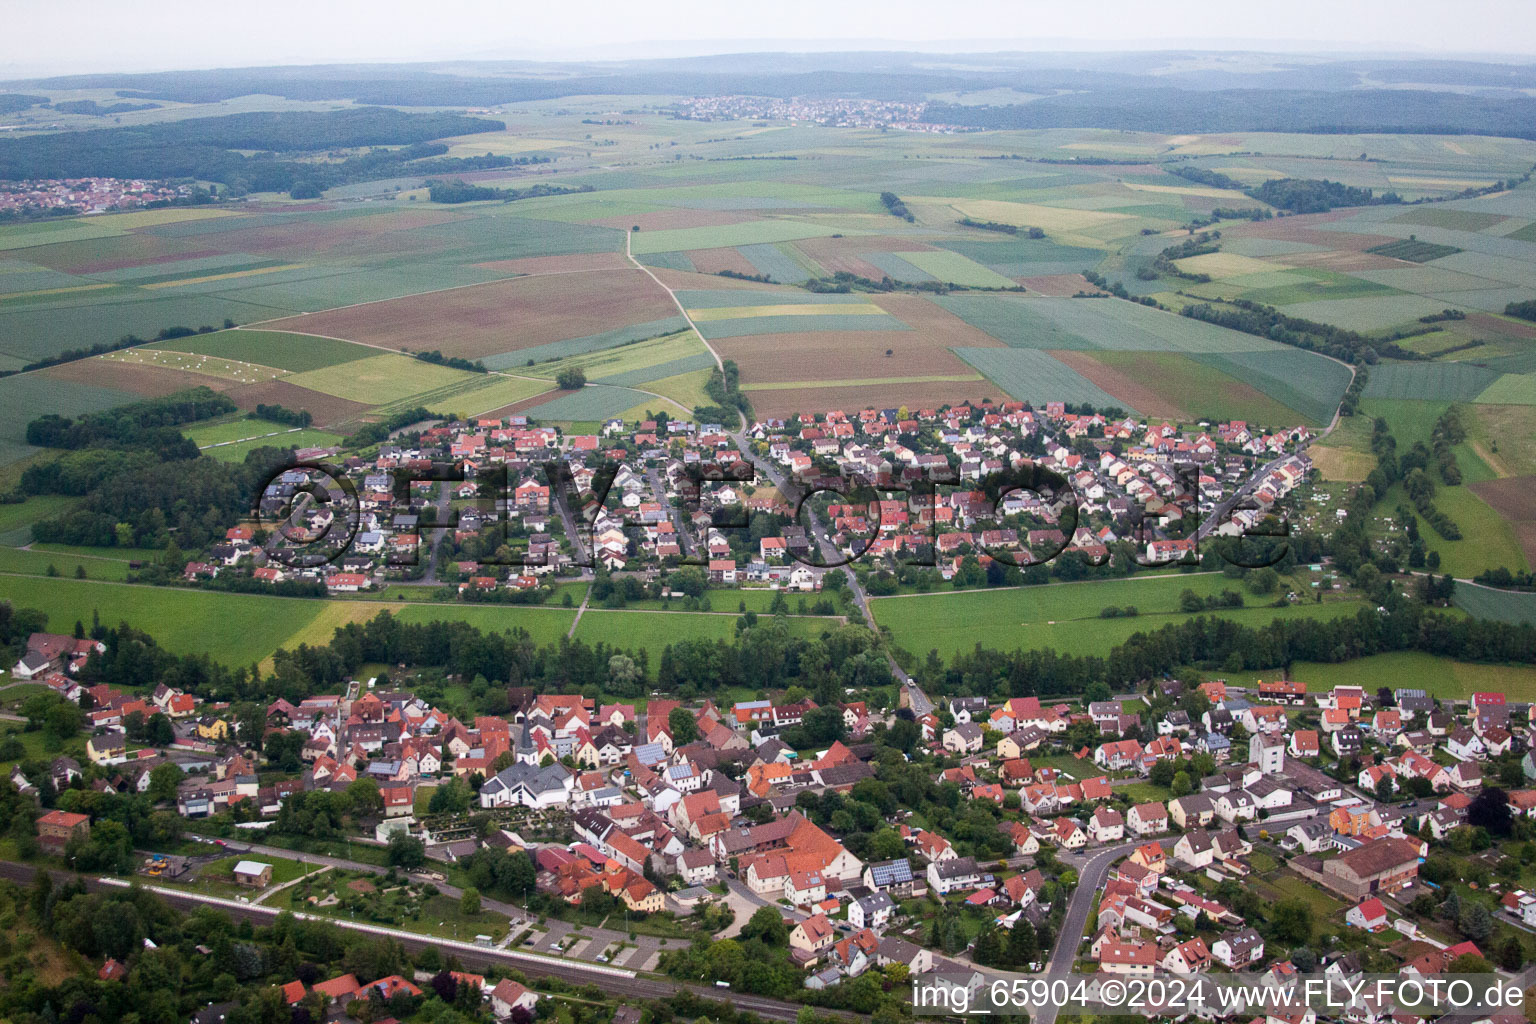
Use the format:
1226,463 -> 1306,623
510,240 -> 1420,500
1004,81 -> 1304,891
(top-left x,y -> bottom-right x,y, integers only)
0,373 -> 137,467
428,375 -> 554,417
287,353 -> 476,404
1378,478 -> 1528,577
1475,372 -> 1536,406
522,330 -> 708,381
572,608 -> 829,659
871,571 -> 1361,661
0,546 -> 134,580
1,575 -> 327,666
1,573 -> 591,668
0,494 -> 78,541
1290,652 -> 1536,698
203,430 -> 347,461
152,329 -> 376,372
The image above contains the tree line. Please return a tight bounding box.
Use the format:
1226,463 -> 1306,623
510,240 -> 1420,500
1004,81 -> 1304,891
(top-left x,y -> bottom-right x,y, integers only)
0,108 -> 503,192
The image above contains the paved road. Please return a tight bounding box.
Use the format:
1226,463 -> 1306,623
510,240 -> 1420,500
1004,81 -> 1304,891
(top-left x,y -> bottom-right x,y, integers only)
0,860 -> 831,1021
724,875 -> 807,923
191,837 -> 658,963
1035,840 -> 1143,1024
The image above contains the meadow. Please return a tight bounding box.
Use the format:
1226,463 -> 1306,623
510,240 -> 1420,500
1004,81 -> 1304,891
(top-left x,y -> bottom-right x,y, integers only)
869,571 -> 1357,660
151,329 -> 378,372
1289,652 -> 1536,699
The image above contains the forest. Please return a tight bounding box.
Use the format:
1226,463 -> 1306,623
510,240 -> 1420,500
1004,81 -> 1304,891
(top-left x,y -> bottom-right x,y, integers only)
921,87 -> 1536,139
0,108 -> 502,190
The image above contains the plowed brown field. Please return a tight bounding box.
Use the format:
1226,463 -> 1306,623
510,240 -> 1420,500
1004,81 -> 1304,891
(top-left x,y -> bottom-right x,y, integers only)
260,270 -> 677,359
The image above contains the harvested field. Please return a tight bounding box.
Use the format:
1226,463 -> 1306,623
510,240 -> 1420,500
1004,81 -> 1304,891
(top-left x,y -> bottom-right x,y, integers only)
1175,252 -> 1284,279
40,357 -> 238,397
222,379 -> 373,428
807,253 -> 890,280
483,317 -> 689,369
430,375 -> 554,417
1467,476 -> 1536,565
792,234 -> 936,278
1465,313 -> 1536,340
717,329 -> 981,383
689,303 -> 887,322
98,348 -> 284,385
745,380 -> 1003,420
472,251 -> 630,276
793,234 -> 933,261
1307,444 -> 1378,482
259,270 -> 677,359
1019,274 -> 1093,295
1049,349 -> 1188,419
686,246 -> 762,276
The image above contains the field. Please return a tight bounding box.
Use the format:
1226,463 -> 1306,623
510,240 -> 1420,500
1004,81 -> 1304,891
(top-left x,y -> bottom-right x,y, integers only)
1290,652 -> 1536,698
0,574 -> 581,669
200,429 -> 348,461
897,250 -> 1019,288
870,571 -> 1359,660
1364,239 -> 1463,262
150,329 -> 377,372
1052,349 -> 1318,424
1453,582 -> 1536,626
260,269 -> 677,361
285,353 -> 475,405
952,347 -> 1123,408
1467,476 -> 1536,566
571,608 -> 829,659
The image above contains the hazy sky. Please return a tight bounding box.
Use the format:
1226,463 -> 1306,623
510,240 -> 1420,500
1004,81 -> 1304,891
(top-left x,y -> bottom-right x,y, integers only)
3,0 -> 1534,78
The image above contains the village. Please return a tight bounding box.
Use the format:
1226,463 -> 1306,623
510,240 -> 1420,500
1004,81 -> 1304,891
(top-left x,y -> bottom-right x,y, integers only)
0,176 -> 200,215
11,610 -> 1536,1021
187,401 -> 1316,599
